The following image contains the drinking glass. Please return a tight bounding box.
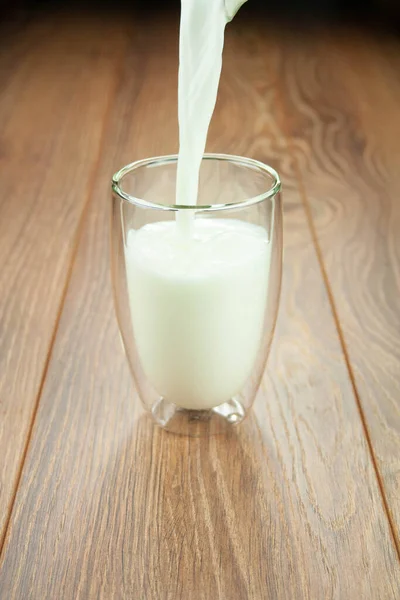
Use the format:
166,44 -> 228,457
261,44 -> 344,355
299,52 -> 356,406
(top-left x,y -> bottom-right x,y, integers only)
111,154 -> 282,435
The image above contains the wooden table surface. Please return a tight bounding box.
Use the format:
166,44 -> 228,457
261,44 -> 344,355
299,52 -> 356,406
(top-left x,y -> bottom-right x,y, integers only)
0,9 -> 399,599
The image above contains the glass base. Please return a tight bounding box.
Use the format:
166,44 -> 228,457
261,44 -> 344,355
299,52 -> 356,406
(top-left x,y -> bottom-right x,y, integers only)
151,397 -> 246,436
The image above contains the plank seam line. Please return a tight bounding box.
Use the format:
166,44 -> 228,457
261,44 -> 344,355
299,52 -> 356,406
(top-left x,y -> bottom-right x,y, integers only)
0,39 -> 128,562
274,63 -> 400,562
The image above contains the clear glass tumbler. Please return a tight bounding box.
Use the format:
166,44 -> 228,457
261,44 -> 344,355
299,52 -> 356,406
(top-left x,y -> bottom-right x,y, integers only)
111,154 -> 282,435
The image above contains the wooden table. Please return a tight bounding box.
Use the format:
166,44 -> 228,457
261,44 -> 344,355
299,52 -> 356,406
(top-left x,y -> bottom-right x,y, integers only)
0,9 -> 399,599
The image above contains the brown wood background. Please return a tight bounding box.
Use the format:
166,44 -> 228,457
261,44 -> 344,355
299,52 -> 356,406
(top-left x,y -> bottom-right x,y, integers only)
0,9 -> 399,599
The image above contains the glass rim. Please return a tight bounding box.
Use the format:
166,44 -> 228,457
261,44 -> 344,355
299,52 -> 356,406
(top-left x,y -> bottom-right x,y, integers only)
112,153 -> 281,213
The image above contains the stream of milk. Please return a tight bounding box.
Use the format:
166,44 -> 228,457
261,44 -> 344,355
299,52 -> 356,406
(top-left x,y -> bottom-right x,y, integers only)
175,0 -> 247,234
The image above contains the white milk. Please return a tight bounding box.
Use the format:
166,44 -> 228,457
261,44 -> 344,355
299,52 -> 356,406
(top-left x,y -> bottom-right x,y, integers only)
176,0 -> 247,234
125,219 -> 269,410
124,0 -> 264,411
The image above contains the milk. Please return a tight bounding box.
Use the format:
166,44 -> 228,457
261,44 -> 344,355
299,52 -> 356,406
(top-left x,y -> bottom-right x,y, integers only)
124,0 -> 263,411
176,0 -> 247,234
125,219 -> 269,410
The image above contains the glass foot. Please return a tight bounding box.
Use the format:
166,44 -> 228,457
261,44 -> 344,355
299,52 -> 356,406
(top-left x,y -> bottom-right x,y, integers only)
151,397 -> 246,436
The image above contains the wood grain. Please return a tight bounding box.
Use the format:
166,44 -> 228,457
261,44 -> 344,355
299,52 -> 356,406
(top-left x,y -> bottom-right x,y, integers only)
0,15 -> 129,545
276,28 -> 400,544
0,15 -> 399,599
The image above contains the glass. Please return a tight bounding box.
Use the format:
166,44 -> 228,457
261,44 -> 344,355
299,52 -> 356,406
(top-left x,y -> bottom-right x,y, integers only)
111,154 -> 282,435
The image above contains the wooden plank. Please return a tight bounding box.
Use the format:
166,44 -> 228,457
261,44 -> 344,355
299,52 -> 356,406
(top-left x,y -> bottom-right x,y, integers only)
0,17 -> 399,599
0,14 -> 128,545
277,27 -> 400,544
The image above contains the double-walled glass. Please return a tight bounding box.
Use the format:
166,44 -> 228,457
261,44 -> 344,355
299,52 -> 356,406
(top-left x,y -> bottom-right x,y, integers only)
112,154 -> 282,435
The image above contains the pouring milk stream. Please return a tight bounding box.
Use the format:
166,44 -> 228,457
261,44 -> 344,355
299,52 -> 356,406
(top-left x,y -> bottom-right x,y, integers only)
125,0 -> 272,411
176,0 -> 248,235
